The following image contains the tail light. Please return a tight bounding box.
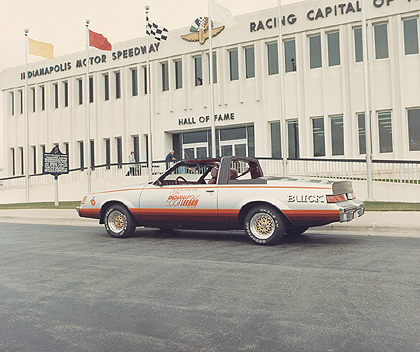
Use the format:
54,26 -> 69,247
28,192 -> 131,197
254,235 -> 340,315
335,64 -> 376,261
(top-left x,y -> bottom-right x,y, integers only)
327,194 -> 347,203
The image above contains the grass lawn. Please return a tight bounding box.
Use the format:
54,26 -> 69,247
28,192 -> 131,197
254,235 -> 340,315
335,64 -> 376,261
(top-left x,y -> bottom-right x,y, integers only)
0,201 -> 419,211
0,201 -> 81,209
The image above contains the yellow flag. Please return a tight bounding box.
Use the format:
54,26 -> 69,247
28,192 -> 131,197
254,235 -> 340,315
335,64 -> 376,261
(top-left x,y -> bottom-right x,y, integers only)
28,37 -> 54,59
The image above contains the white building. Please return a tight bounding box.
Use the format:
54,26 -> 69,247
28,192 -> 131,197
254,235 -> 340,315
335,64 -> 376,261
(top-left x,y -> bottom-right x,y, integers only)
1,0 -> 419,179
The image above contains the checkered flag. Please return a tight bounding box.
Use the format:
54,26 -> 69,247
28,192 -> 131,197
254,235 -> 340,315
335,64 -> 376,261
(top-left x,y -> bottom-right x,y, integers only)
146,16 -> 168,41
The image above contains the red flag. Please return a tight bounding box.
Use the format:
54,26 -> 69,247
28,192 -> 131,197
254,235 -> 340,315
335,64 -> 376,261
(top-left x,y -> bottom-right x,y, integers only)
89,29 -> 112,51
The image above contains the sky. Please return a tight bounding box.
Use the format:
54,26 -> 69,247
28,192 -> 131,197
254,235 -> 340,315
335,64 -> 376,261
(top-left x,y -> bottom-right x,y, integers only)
0,0 -> 303,172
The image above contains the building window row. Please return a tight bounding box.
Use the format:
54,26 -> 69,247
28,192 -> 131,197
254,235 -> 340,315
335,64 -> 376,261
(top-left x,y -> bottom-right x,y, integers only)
270,108 -> 420,158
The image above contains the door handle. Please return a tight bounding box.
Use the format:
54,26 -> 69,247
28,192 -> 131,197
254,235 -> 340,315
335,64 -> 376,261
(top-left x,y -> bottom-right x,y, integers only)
206,189 -> 215,193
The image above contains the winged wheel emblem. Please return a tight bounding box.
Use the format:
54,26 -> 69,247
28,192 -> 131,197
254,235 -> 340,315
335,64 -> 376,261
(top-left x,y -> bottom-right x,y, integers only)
181,17 -> 225,44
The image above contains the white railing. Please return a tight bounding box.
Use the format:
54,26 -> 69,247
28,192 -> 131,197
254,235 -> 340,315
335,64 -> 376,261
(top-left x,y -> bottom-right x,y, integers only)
1,158 -> 419,191
258,158 -> 420,184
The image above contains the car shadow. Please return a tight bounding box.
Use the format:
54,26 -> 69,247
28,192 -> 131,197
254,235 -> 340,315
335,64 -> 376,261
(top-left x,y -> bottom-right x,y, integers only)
130,228 -> 362,246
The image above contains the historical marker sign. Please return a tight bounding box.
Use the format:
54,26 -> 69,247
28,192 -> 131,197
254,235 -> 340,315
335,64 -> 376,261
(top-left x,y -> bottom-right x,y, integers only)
43,146 -> 69,177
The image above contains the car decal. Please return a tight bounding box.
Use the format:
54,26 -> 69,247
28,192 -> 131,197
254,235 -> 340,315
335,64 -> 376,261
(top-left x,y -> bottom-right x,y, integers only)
166,189 -> 200,208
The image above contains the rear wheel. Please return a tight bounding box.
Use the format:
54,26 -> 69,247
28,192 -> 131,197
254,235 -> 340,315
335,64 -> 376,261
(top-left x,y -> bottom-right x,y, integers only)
244,205 -> 286,245
104,204 -> 136,238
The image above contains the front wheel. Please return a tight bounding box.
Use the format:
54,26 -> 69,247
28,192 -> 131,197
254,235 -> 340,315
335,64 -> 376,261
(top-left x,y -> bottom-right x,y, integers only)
104,204 -> 136,238
244,205 -> 286,245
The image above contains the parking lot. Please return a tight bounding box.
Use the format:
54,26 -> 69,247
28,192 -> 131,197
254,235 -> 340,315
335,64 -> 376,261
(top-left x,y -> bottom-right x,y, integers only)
1,223 -> 420,351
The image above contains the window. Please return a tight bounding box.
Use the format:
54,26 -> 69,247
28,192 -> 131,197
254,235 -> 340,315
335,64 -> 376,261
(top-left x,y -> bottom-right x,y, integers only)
104,73 -> 109,101
19,90 -> 23,114
229,49 -> 239,81
143,66 -> 148,94
267,42 -> 279,75
327,31 -> 341,66
31,88 -> 36,112
357,113 -> 366,154
131,68 -> 138,96
89,76 -> 94,103
78,79 -> 83,105
40,86 -> 45,111
133,135 -> 140,163
10,148 -> 15,175
183,131 -> 208,144
20,147 -> 24,175
161,61 -> 169,91
64,143 -> 69,156
90,140 -> 95,170
245,46 -> 255,79
408,108 -> 420,151
220,127 -> 246,141
175,60 -> 183,89
32,146 -> 36,174
330,115 -> 344,156
403,18 -> 419,55
79,141 -> 84,170
378,111 -> 393,153
312,117 -> 325,157
194,56 -> 203,86
63,81 -> 69,107
10,92 -> 14,116
247,126 -> 255,158
54,84 -> 58,109
115,71 -> 121,99
285,39 -> 297,72
309,34 -> 322,69
374,23 -> 389,59
354,27 -> 363,63
105,138 -> 111,169
288,120 -> 299,158
116,137 -> 122,169
270,122 -> 281,158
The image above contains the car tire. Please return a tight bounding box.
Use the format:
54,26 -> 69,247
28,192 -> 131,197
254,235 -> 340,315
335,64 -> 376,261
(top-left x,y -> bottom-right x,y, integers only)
104,204 -> 136,238
244,205 -> 286,245
286,226 -> 309,236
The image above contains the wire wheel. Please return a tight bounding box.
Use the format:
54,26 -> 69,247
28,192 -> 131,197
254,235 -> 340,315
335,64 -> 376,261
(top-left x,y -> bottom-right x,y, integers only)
108,210 -> 125,234
104,204 -> 136,238
250,212 -> 275,240
244,205 -> 286,245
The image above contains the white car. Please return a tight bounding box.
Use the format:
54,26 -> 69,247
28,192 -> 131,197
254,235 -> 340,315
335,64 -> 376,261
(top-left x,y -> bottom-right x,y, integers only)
77,156 -> 364,245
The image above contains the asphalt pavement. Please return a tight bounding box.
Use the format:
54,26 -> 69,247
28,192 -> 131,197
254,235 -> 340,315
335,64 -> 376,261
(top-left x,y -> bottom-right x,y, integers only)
0,208 -> 419,237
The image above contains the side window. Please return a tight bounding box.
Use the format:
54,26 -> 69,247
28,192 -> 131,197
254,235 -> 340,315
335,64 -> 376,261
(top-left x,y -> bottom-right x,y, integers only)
309,34 -> 322,69
374,23 -> 389,59
403,17 -> 419,55
285,39 -> 297,72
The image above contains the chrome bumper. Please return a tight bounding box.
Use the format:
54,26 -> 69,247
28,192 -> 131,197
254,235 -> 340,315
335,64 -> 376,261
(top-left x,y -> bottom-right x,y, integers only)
76,207 -> 81,217
339,202 -> 365,222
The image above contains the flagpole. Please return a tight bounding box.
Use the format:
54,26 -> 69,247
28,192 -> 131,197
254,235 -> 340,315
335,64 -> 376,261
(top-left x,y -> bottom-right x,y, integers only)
277,0 -> 287,176
361,0 -> 373,200
24,29 -> 30,202
209,1 -> 216,158
145,6 -> 153,181
86,20 -> 92,193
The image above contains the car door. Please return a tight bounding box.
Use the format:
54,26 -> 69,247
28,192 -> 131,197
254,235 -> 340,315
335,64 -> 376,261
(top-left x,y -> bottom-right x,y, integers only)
137,182 -> 218,227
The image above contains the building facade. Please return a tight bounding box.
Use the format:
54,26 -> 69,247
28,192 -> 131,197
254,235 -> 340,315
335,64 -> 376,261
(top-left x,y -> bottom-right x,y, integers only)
1,0 -> 419,178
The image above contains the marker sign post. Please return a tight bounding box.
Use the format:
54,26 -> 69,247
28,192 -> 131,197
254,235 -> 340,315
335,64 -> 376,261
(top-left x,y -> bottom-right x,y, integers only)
43,146 -> 69,206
